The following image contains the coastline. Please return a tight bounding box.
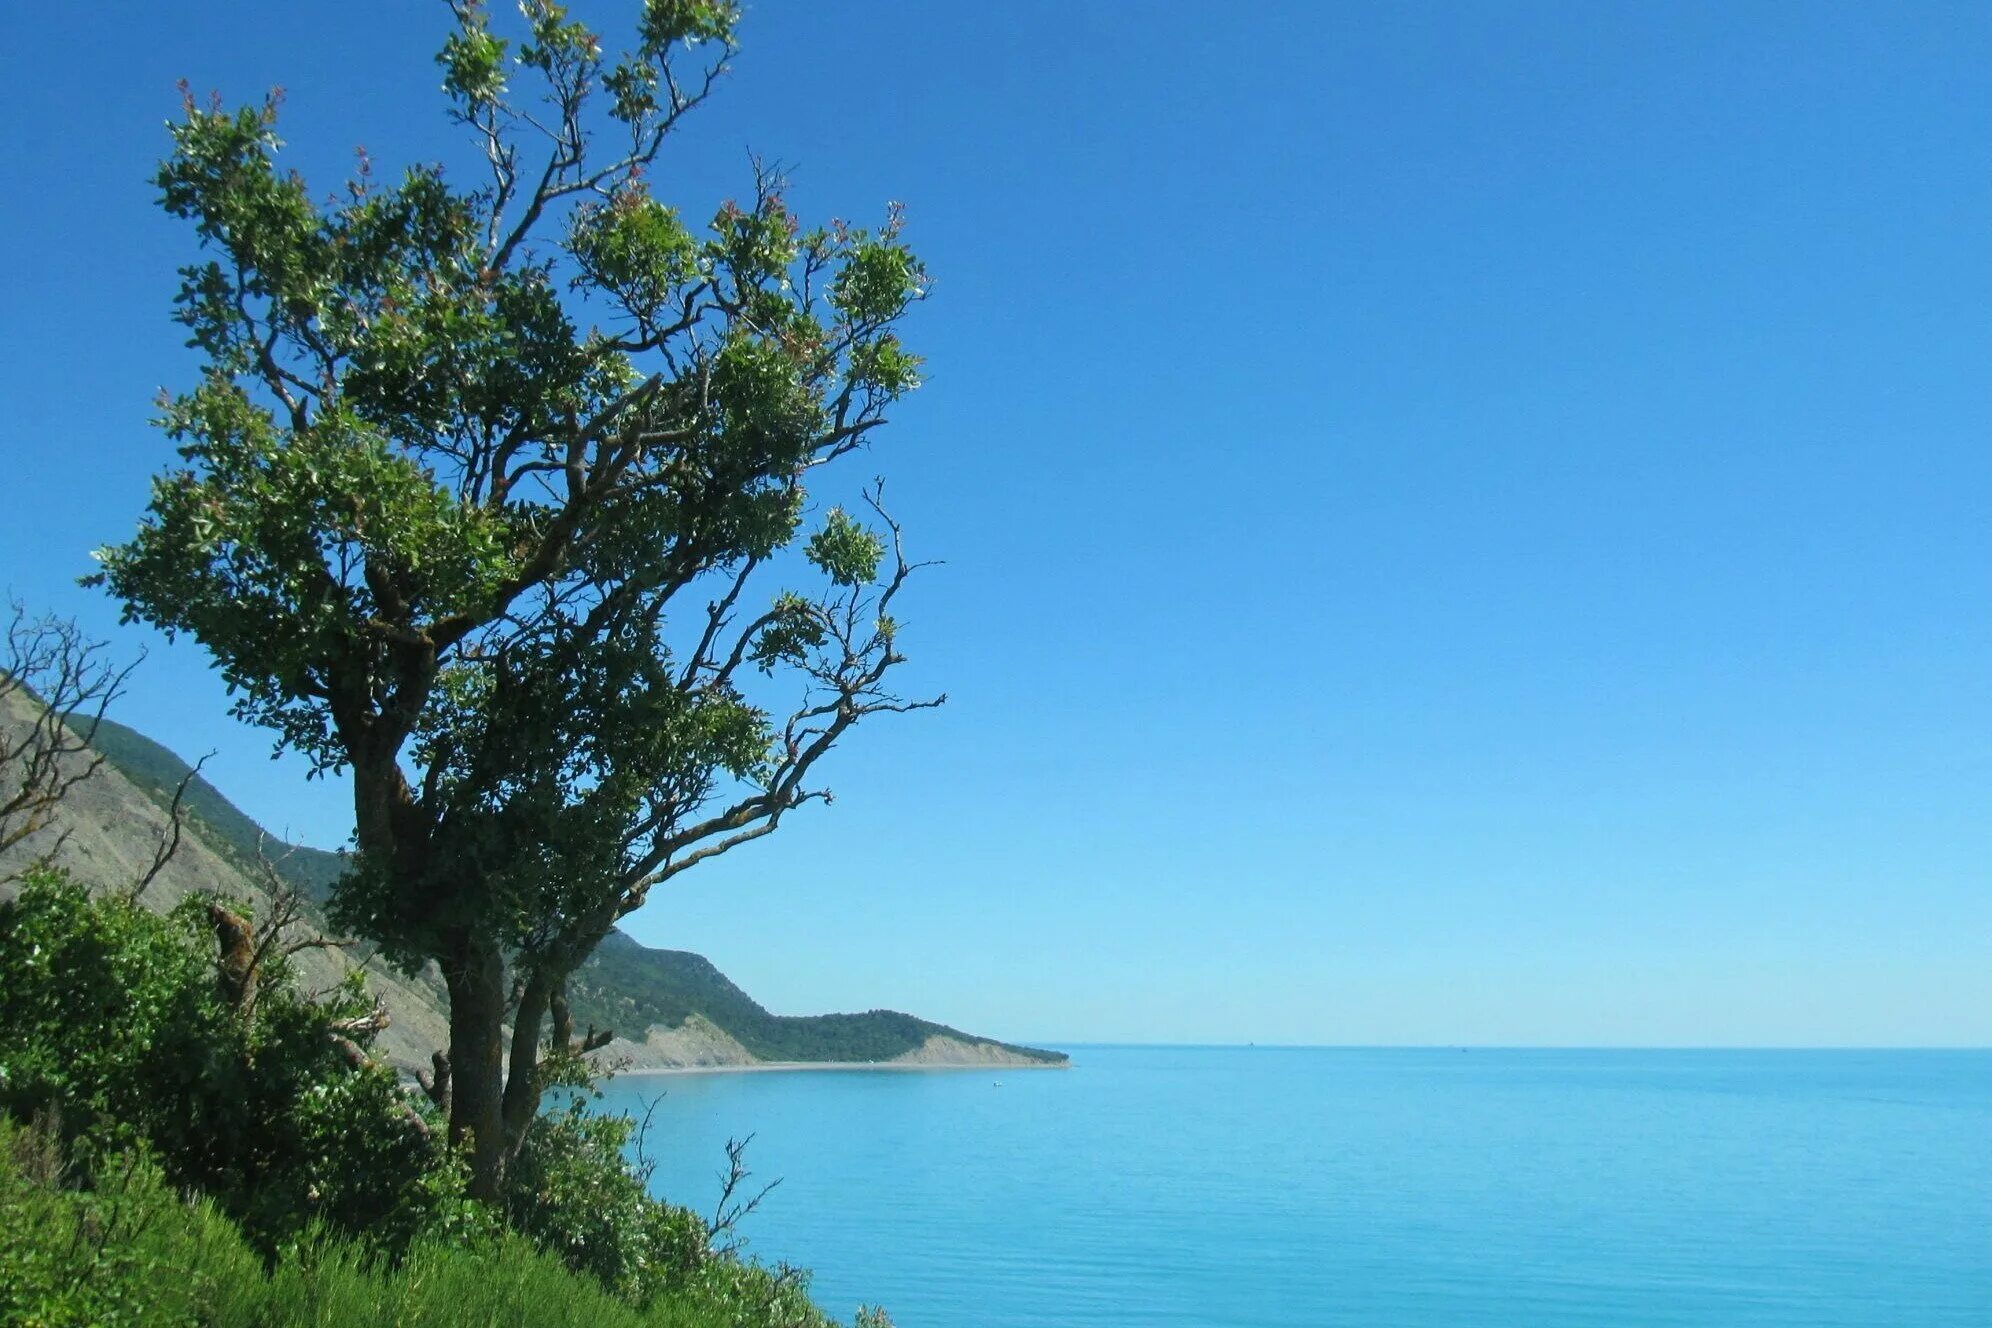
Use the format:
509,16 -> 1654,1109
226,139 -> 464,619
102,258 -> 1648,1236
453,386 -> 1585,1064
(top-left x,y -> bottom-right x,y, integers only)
615,1058 -> 1072,1077
599,1021 -> 1071,1075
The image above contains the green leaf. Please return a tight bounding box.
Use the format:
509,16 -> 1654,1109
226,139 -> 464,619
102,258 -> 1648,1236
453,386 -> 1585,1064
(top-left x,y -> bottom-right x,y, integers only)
805,508 -> 884,587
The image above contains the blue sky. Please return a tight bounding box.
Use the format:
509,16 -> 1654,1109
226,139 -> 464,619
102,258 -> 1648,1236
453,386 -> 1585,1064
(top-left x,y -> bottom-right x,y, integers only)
5,1 -> 1992,1047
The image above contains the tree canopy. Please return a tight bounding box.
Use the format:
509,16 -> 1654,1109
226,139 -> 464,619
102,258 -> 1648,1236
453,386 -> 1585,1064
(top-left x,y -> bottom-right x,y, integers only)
97,0 -> 938,1196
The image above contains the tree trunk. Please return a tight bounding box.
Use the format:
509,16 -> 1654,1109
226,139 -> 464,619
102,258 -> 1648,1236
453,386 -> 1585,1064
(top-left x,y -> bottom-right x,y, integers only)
443,930 -> 510,1202
497,923 -> 620,1162
501,971 -> 553,1158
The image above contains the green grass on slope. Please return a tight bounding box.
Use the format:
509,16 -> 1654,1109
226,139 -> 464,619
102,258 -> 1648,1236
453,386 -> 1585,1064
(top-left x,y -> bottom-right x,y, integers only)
568,932 -> 1068,1064
0,1120 -> 857,1328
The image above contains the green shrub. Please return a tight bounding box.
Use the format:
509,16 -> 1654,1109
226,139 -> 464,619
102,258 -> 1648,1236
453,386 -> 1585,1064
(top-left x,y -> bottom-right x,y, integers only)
506,1100 -> 708,1297
0,1117 -> 891,1328
0,1119 -> 256,1328
0,868 -> 466,1255
506,1100 -> 870,1327
0,870 -> 894,1326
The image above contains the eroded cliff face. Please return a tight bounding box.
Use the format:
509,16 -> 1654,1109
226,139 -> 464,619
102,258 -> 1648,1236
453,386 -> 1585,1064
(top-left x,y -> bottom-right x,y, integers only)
888,1034 -> 1057,1067
599,1020 -> 1064,1072
608,1013 -> 760,1069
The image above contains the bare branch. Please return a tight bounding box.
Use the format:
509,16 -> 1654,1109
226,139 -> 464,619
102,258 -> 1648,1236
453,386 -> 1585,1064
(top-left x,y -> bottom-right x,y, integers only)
241,834 -> 349,1000
706,1133 -> 782,1256
629,1089 -> 668,1183
328,1031 -> 434,1145
129,751 -> 212,903
328,998 -> 391,1042
0,600 -> 137,857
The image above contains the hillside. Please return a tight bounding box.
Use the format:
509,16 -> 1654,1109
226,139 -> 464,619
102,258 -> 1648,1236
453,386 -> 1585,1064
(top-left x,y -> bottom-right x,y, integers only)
1,693 -> 1065,1071
76,713 -> 350,902
570,931 -> 1067,1065
0,691 -> 454,1071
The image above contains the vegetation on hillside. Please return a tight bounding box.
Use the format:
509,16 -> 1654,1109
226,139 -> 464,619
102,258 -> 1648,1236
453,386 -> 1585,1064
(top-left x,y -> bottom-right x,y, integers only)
0,869 -> 451,1255
0,1115 -> 887,1328
0,868 -> 890,1327
572,931 -> 1067,1064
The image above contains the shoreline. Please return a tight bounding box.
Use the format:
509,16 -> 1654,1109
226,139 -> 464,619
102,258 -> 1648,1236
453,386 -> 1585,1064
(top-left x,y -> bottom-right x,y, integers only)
615,1058 -> 1071,1076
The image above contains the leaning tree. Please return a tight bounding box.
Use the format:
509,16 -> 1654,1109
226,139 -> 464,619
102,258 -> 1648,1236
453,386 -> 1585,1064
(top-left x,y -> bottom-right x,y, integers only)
98,0 -> 937,1197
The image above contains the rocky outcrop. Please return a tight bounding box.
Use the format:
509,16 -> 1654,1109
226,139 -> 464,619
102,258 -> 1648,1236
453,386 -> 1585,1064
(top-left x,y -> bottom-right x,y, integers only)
888,1034 -> 1056,1067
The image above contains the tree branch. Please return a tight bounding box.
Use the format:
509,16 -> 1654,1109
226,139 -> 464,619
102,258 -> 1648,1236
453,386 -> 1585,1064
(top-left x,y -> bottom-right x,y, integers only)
0,601 -> 135,859
128,751 -> 212,903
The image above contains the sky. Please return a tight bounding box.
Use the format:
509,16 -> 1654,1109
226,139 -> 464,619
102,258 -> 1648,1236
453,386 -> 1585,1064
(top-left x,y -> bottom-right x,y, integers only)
4,1 -> 1992,1048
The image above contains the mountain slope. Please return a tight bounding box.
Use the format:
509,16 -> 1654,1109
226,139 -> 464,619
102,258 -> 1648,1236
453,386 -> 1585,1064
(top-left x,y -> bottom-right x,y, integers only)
0,691 -> 453,1071
76,714 -> 349,903
4,694 -> 1064,1070
570,931 -> 1066,1065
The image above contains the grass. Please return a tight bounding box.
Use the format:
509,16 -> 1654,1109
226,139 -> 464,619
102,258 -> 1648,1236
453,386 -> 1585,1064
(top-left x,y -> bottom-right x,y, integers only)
0,1120 -> 863,1328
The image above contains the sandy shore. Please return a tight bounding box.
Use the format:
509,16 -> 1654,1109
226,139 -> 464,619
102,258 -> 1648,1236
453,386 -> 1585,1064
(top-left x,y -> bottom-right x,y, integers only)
616,1059 -> 1070,1076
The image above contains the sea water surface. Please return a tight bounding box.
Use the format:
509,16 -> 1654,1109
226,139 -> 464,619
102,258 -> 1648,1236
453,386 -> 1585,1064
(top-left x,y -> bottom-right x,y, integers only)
596,1047 -> 1992,1326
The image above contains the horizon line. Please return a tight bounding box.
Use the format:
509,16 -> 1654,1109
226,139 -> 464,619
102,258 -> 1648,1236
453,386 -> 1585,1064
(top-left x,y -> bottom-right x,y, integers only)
1019,1040 -> 1992,1053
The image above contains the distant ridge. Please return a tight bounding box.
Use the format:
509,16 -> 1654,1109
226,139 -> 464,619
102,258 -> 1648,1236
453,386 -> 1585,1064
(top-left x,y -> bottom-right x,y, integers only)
29,700 -> 1065,1070
570,931 -> 1067,1065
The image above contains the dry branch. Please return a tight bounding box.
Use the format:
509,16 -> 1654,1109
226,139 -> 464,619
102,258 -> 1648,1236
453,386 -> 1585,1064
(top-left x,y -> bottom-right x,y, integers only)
0,601 -> 136,858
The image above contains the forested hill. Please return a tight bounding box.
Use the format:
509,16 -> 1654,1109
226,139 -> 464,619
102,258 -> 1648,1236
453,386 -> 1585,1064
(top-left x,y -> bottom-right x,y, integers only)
67,710 -> 1066,1068
568,931 -> 1066,1064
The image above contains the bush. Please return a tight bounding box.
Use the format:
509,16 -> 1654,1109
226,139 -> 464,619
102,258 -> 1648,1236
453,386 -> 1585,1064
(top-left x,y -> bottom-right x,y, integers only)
507,1101 -> 708,1297
0,869 -> 893,1325
0,1117 -> 257,1328
0,868 -> 468,1255
0,1117 -> 892,1328
507,1101 -> 872,1328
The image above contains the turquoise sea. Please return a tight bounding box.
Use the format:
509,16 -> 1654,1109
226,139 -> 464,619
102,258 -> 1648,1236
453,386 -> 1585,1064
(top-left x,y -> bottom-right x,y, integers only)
596,1047 -> 1992,1326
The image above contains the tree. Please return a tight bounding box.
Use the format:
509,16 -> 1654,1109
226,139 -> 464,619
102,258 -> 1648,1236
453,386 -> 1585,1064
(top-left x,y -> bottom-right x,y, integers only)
97,0 -> 937,1199
0,602 -> 134,858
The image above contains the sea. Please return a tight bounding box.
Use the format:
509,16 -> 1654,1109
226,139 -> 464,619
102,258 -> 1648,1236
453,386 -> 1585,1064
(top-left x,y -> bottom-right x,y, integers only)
595,1046 -> 1992,1327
